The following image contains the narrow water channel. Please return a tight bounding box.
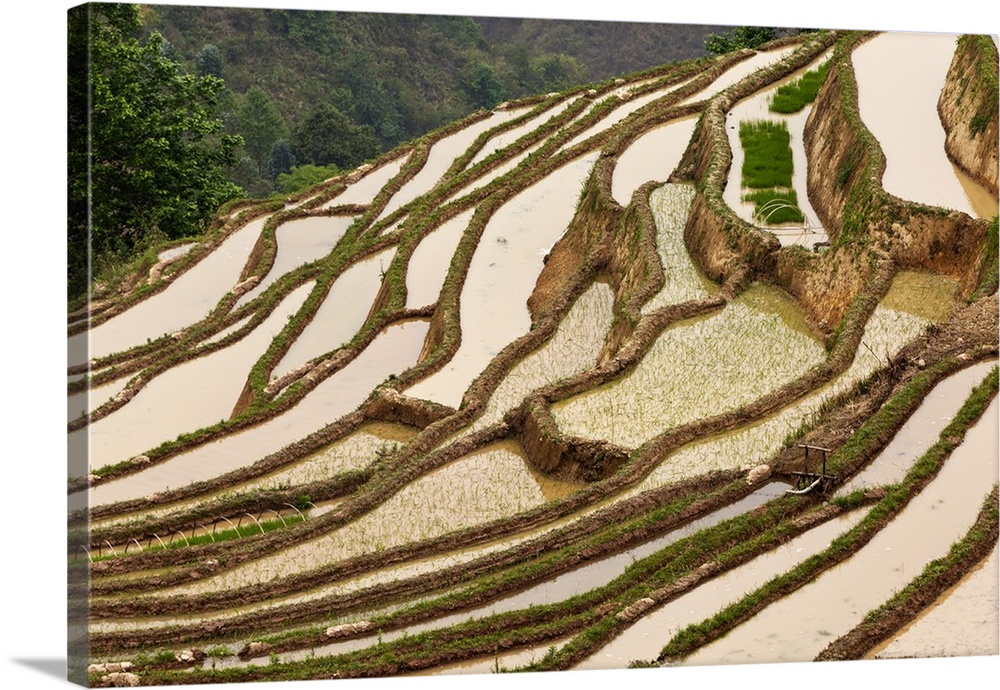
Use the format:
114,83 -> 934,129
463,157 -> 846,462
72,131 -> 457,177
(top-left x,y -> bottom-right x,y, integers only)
89,319 -> 429,506
853,32 -> 977,215
681,392 -> 998,665
405,152 -> 600,408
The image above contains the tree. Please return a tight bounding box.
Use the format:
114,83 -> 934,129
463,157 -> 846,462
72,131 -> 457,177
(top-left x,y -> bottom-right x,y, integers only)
266,140 -> 296,180
238,86 -> 287,170
68,4 -> 243,297
291,104 -> 380,169
464,61 -> 505,109
195,43 -> 223,78
704,26 -> 777,55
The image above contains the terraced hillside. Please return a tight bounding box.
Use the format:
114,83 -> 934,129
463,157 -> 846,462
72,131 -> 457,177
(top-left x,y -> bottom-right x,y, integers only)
68,29 -> 999,686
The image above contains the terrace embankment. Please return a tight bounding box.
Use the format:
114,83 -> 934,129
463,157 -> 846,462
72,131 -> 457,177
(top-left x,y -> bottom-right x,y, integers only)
938,35 -> 999,197
785,33 -> 992,332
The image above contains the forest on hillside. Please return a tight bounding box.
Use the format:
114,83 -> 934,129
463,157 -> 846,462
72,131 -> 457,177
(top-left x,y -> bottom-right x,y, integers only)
69,3 -> 777,299
143,6 -> 732,192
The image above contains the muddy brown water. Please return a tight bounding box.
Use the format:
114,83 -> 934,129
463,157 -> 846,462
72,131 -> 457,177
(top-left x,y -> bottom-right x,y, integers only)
469,101 -> 574,167
82,283 -> 313,471
394,482 -> 790,639
611,117 -> 698,207
722,52 -> 833,248
67,379 -> 129,423
837,359 -> 997,494
405,151 -> 601,408
88,319 -> 429,507
559,79 -> 694,152
681,393 -> 998,666
72,216 -> 270,361
272,248 -> 397,378
157,243 -> 196,262
853,32 -> 977,216
320,155 -> 407,208
405,210 -> 474,309
218,484 -> 789,668
375,111 -> 521,222
869,545 -> 998,659
234,215 -> 354,309
576,508 -> 870,669
676,47 -> 799,107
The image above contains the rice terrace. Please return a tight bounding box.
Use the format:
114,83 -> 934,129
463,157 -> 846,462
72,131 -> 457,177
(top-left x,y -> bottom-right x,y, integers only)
67,11 -> 1000,687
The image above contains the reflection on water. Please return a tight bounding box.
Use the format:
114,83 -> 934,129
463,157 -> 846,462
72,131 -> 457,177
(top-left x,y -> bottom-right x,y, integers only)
406,152 -> 600,408
853,32 -> 975,215
90,319 -> 429,506
684,394 -> 998,665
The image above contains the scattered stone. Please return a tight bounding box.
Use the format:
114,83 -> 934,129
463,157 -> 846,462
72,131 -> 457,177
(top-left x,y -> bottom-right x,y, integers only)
239,641 -> 272,658
175,649 -> 205,663
102,672 -> 140,687
324,621 -> 374,638
617,597 -> 655,621
746,464 -> 772,484
129,455 -> 150,466
586,88 -> 598,97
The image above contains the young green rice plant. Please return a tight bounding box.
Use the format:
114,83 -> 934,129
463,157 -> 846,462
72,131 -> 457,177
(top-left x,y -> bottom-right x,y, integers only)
739,120 -> 794,190
742,189 -> 805,225
769,60 -> 831,114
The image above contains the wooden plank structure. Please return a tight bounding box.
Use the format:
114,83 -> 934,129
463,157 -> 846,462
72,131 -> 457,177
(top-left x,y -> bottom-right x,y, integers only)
787,444 -> 838,494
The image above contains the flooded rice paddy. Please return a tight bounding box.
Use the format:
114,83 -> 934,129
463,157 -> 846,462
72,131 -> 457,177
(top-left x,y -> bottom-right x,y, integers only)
552,284 -> 826,448
683,394 -> 998,666
853,32 -> 978,216
72,27 -> 998,683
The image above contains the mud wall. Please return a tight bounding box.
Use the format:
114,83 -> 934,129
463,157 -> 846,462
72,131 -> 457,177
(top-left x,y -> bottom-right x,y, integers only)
803,33 -> 991,303
938,35 -> 999,197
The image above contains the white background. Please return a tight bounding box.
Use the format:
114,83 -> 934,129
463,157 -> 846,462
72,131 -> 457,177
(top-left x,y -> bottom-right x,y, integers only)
2,1 -> 997,689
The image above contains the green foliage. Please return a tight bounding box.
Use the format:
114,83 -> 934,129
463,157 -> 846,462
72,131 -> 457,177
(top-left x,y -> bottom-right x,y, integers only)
739,120 -> 793,188
291,104 -> 379,169
195,43 -> 223,78
68,3 -> 243,298
275,164 -> 341,194
266,139 -> 296,180
238,86 -> 288,170
770,60 -> 830,113
464,60 -> 505,109
705,26 -> 776,55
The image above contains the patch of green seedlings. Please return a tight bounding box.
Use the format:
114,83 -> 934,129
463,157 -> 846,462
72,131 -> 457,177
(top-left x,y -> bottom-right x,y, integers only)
769,60 -> 830,113
90,514 -> 306,562
738,119 -> 805,225
740,121 -> 794,189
